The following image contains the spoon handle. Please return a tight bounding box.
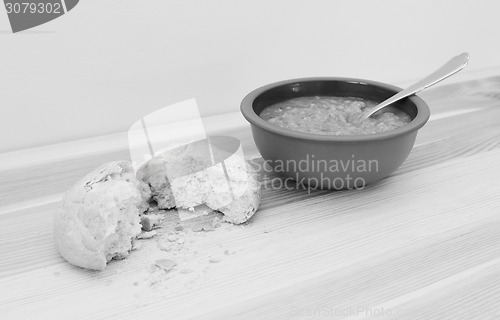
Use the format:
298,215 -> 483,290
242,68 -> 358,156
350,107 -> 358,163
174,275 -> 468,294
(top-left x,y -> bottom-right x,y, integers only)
362,52 -> 470,119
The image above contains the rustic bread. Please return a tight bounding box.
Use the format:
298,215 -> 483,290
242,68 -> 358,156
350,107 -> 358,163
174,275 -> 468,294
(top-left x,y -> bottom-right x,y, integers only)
54,140 -> 261,270
54,161 -> 150,270
137,143 -> 261,224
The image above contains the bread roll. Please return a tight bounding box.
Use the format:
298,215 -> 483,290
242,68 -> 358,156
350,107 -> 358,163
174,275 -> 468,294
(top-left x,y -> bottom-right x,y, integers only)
137,141 -> 261,224
54,161 -> 150,270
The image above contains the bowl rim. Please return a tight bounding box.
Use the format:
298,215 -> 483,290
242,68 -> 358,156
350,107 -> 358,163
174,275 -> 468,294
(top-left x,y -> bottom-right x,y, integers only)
240,77 -> 431,142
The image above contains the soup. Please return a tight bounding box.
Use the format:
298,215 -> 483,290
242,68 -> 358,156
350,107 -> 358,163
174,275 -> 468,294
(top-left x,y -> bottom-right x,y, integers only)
259,96 -> 411,135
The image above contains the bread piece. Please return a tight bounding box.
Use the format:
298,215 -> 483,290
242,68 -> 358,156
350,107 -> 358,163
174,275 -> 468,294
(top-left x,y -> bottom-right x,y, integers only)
54,161 -> 150,270
137,142 -> 261,224
217,161 -> 261,224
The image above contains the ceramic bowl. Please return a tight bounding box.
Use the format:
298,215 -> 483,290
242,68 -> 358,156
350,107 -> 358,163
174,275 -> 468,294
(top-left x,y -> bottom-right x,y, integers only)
240,77 -> 430,189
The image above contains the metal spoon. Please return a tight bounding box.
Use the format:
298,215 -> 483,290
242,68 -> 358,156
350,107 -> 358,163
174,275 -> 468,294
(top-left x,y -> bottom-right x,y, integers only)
361,52 -> 470,120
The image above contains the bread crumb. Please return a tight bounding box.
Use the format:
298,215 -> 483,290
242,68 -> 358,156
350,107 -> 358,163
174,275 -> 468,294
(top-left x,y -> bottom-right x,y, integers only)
223,249 -> 237,256
137,230 -> 157,239
191,223 -> 215,232
154,259 -> 177,272
141,214 -> 163,231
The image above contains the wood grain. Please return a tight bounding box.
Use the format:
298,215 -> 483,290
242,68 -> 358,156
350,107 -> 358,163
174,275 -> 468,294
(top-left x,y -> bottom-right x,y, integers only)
1,73 -> 500,320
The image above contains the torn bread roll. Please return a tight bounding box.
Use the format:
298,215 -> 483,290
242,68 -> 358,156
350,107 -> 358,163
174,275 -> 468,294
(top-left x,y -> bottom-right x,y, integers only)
54,161 -> 150,270
137,138 -> 261,224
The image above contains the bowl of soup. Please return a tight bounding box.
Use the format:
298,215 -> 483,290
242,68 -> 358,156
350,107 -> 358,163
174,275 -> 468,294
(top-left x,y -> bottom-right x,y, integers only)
240,77 -> 430,190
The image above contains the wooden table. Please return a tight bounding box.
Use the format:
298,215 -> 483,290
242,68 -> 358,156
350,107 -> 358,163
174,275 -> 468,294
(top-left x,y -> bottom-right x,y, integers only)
1,70 -> 500,320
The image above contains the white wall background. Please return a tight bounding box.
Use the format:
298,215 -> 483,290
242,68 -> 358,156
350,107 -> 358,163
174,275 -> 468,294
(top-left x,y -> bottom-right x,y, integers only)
0,0 -> 499,152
